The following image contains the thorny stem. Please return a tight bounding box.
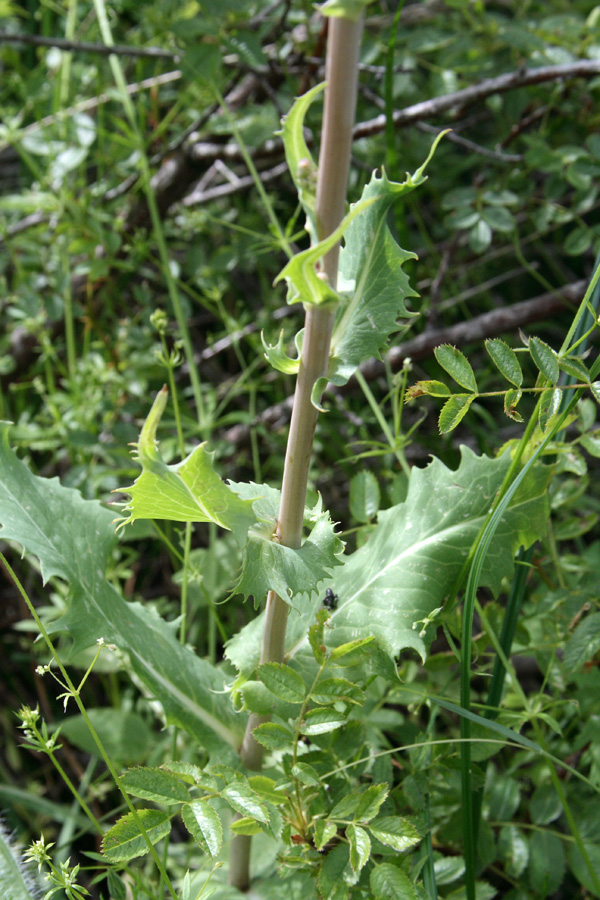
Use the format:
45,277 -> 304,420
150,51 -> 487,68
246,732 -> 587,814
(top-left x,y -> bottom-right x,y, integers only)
230,14 -> 364,892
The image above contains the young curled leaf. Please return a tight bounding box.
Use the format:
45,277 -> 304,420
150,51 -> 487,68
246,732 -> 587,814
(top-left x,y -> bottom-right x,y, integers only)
486,338 -> 523,387
438,394 -> 474,434
261,329 -> 302,374
405,380 -> 451,401
504,388 -> 524,423
434,344 -> 478,392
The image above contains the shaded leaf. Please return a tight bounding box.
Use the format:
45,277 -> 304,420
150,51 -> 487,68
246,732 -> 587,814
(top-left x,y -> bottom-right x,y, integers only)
120,767 -> 191,805
102,810 -> 171,862
370,863 -> 417,899
314,820 -> 337,851
258,662 -> 306,703
350,471 -> 380,523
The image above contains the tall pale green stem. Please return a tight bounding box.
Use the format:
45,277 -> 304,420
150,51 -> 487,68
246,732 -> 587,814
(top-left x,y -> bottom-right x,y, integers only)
229,14 -> 364,891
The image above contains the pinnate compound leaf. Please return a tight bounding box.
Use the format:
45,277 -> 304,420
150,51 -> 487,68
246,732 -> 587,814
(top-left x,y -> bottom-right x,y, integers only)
0,425 -> 243,755
539,387 -> 561,432
291,762 -> 320,786
439,394 -> 474,434
311,678 -> 365,707
434,345 -> 478,392
221,782 -> 269,824
181,801 -> 222,857
350,470 -> 380,523
347,824 -> 371,875
301,708 -> 347,735
102,809 -> 171,862
117,388 -> 256,547
257,662 -> 305,703
314,820 -> 337,851
227,448 -> 551,676
369,817 -> 421,852
230,483 -> 344,604
529,337 -> 559,384
370,863 -> 417,899
251,722 -> 294,751
120,767 -> 191,805
485,339 -> 523,387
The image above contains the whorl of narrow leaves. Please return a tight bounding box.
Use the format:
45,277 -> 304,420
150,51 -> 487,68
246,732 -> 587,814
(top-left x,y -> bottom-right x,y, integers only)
434,344 -> 478,392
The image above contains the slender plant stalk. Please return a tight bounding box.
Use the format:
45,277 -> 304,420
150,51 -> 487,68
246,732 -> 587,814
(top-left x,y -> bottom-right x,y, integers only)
229,14 -> 364,891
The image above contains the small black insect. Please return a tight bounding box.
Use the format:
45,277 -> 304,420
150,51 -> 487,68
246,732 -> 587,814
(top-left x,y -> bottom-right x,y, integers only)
322,588 -> 338,610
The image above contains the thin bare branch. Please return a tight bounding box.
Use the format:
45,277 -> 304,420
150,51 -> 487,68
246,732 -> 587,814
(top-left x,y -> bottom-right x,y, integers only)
354,60 -> 600,138
0,30 -> 178,60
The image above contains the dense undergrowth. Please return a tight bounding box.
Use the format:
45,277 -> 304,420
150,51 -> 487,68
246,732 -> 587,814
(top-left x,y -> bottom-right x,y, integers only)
1,1 -> 600,899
